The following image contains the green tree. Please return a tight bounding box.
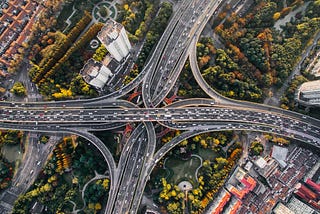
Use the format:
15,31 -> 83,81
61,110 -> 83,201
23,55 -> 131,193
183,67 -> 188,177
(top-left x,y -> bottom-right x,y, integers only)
2,130 -> 22,144
250,141 -> 264,156
214,157 -> 228,171
99,6 -> 108,17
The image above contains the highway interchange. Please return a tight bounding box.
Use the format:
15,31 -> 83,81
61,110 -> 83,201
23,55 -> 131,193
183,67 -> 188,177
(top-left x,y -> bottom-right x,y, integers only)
0,0 -> 320,213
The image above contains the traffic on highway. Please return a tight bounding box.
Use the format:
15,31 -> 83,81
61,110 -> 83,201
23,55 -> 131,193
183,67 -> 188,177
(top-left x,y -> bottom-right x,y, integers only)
0,0 -> 319,213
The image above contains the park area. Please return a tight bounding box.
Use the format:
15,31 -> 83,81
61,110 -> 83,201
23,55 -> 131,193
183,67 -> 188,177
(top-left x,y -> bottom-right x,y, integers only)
56,0 -> 118,33
164,155 -> 202,185
93,1 -> 117,22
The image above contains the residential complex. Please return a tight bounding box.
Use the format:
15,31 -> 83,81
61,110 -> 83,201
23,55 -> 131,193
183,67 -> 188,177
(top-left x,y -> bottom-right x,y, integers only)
97,18 -> 132,63
0,0 -> 40,75
80,59 -> 113,89
206,146 -> 320,214
81,19 -> 131,89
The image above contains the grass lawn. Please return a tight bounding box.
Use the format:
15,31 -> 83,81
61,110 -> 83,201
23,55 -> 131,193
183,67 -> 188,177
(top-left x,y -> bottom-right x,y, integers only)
93,131 -> 119,162
94,2 -> 117,20
109,5 -> 116,18
61,173 -> 84,211
165,156 -> 201,185
198,148 -> 221,162
56,2 -> 74,31
1,144 -> 22,162
62,172 -> 73,184
156,168 -> 168,179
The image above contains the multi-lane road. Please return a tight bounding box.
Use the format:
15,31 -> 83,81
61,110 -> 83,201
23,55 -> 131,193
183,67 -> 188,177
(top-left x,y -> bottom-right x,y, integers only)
1,104 -> 320,140
0,0 -> 319,213
143,0 -> 222,108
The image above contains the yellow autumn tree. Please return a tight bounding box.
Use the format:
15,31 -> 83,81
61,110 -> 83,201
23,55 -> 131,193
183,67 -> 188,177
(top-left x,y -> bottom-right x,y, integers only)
95,203 -> 102,210
102,178 -> 109,190
52,88 -> 73,99
273,12 -> 281,20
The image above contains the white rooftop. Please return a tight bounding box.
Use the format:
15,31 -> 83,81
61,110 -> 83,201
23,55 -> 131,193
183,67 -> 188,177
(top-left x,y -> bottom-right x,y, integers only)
272,145 -> 288,162
299,80 -> 320,92
273,203 -> 294,214
255,157 -> 267,169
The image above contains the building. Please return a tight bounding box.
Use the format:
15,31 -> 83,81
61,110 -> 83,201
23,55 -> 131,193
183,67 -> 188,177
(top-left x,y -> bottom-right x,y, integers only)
295,80 -> 320,107
222,198 -> 242,214
225,167 -> 257,201
238,147 -> 319,214
0,0 -> 40,71
271,145 -> 289,168
254,156 -> 279,178
80,59 -> 113,89
81,19 -> 130,89
306,178 -> 320,193
206,188 -> 231,214
286,196 -> 318,214
272,202 -> 295,214
294,183 -> 318,201
97,18 -> 132,62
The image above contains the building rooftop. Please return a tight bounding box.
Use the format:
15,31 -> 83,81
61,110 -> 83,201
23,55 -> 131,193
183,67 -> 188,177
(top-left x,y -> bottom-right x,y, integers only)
254,156 -> 279,178
102,54 -> 119,71
272,145 -> 288,168
213,190 -> 231,214
244,161 -> 253,171
273,202 -> 294,214
206,189 -> 231,214
222,198 -> 242,214
238,147 -> 319,214
272,145 -> 288,162
80,59 -> 102,79
226,167 -> 257,200
97,18 -> 123,45
286,196 -> 316,214
255,157 -> 267,168
306,178 -> 320,193
80,56 -> 117,89
299,80 -> 320,92
0,0 -> 39,69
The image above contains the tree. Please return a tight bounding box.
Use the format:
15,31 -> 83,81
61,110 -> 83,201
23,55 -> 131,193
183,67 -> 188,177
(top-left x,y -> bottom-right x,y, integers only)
135,2 -> 172,71
10,82 -> 26,96
102,178 -> 109,190
52,88 -> 73,100
95,203 -> 102,210
273,12 -> 281,20
250,141 -> 264,156
40,135 -> 49,144
2,130 -> 22,144
200,139 -> 208,148
167,202 -> 182,214
0,158 -> 13,190
271,137 -> 290,146
214,157 -> 228,171
92,45 -> 108,62
250,2 -> 278,27
99,6 -> 108,17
